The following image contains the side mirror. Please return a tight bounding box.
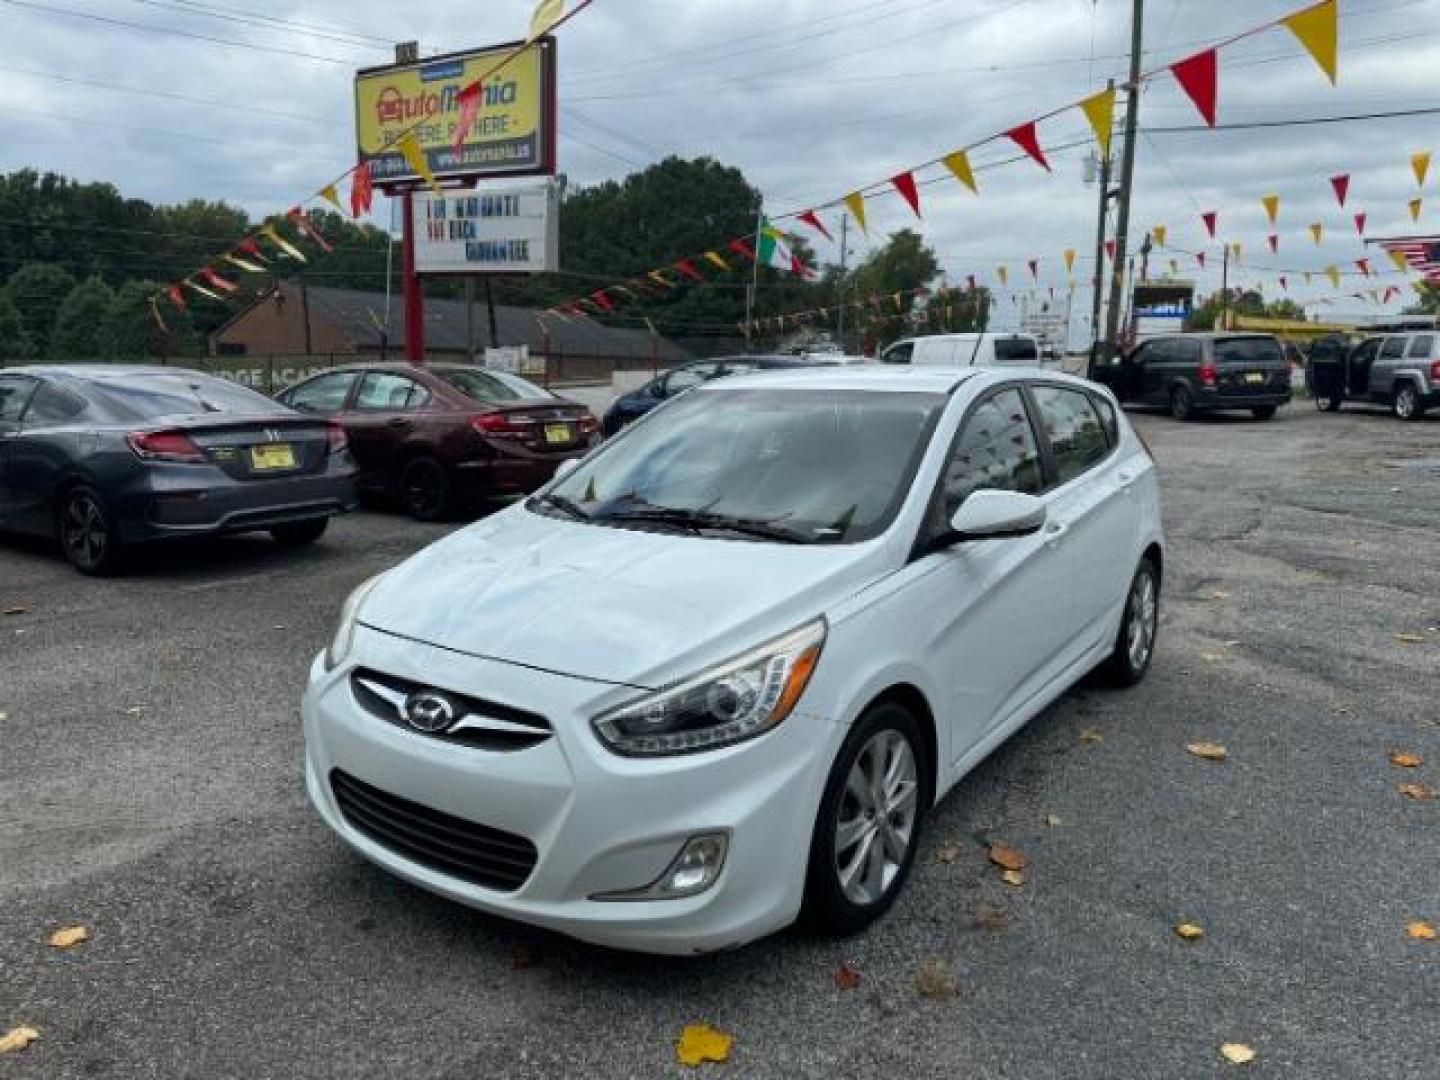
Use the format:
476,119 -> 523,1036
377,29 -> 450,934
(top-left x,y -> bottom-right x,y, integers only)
553,458 -> 582,481
948,489 -> 1046,542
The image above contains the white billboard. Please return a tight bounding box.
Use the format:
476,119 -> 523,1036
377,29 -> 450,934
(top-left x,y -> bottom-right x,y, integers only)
412,181 -> 559,275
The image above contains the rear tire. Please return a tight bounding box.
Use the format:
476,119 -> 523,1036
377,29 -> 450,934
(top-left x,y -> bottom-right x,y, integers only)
1097,556 -> 1160,688
1169,385 -> 1194,421
399,456 -> 451,521
270,518 -> 328,547
1252,404 -> 1278,420
802,701 -> 929,937
58,484 -> 122,576
1315,393 -> 1341,413
1394,383 -> 1425,421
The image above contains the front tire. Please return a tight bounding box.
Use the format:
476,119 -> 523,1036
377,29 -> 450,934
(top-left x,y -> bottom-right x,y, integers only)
1098,556 -> 1160,687
399,456 -> 451,521
803,702 -> 929,937
1394,383 -> 1425,421
270,518 -> 328,547
1252,404 -> 1278,420
58,484 -> 122,576
1169,385 -> 1194,420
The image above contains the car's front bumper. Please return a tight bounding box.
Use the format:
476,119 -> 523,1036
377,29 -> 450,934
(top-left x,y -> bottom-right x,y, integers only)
302,627 -> 836,954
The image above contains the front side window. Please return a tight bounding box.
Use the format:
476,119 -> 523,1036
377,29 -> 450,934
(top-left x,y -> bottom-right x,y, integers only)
1379,336 -> 1407,359
1031,385 -> 1109,486
540,388 -> 944,544
940,389 -> 1042,519
354,372 -> 429,411
24,382 -> 85,425
283,371 -> 356,413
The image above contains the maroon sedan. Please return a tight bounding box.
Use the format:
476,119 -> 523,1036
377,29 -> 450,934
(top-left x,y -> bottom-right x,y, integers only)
276,363 -> 598,520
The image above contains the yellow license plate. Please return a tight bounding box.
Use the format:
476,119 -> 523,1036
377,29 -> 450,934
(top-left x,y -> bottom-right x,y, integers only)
1245,372 -> 1265,385
250,443 -> 296,470
544,423 -> 572,445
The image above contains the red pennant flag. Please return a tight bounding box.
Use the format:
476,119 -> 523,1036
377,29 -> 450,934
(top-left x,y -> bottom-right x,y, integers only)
199,267 -> 239,293
1201,210 -> 1218,238
166,284 -> 188,310
1267,234 -> 1279,254
1170,48 -> 1218,126
1028,259 -> 1039,280
452,82 -> 483,152
1330,173 -> 1349,206
1279,275 -> 1288,291
287,207 -> 334,253
890,171 -> 921,217
1196,252 -> 1207,268
797,210 -> 833,242
791,253 -> 812,278
1104,239 -> 1116,261
727,238 -> 755,261
1005,122 -> 1051,171
1356,258 -> 1371,276
350,162 -> 374,218
237,237 -> 268,263
673,259 -> 705,281
1353,211 -> 1367,236
590,289 -> 614,313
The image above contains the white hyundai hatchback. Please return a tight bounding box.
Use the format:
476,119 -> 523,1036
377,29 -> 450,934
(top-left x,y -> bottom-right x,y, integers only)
303,367 -> 1163,954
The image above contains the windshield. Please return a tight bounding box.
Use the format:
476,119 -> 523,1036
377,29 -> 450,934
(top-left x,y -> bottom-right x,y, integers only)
437,368 -> 552,402
538,388 -> 944,544
1215,337 -> 1284,365
83,373 -> 280,418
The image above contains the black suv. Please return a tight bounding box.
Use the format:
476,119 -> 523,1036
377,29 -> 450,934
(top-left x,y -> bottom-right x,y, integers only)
1098,333 -> 1292,420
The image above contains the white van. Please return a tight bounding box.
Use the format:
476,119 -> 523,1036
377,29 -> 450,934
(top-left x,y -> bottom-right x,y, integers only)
879,333 -> 1047,368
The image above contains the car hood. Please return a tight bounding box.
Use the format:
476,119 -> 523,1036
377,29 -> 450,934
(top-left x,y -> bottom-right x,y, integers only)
359,505 -> 890,687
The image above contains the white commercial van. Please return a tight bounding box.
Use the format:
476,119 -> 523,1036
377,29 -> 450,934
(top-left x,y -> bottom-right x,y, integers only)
879,333 -> 1047,368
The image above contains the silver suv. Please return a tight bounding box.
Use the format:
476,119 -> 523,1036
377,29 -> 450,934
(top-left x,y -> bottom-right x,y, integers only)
1310,330 -> 1440,420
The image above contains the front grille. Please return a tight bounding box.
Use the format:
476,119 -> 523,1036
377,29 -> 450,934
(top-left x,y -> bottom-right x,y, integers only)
351,669 -> 552,751
330,769 -> 537,892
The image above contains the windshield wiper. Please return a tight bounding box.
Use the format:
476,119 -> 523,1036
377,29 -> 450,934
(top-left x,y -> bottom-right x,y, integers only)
599,507 -> 808,544
535,493 -> 591,521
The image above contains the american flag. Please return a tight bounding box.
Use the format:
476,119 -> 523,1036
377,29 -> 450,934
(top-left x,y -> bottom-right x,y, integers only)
1376,236 -> 1440,282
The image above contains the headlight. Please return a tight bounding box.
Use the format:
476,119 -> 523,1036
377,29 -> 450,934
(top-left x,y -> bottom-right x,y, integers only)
324,574 -> 385,671
593,619 -> 825,757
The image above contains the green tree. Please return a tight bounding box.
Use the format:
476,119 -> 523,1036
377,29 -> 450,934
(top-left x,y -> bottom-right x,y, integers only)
3,262 -> 75,356
1186,289 -> 1305,330
844,229 -> 943,351
0,289 -> 32,359
1403,282 -> 1438,315
103,280 -> 197,360
50,277 -> 116,359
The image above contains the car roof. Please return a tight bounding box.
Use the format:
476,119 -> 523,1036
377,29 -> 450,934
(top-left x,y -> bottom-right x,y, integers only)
2,364 -> 215,380
699,366 -> 1003,394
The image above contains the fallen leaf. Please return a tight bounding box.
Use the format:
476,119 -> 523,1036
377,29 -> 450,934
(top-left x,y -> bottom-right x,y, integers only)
1079,727 -> 1104,744
1405,920 -> 1436,940
1174,922 -> 1205,941
1000,869 -> 1026,887
1044,814 -> 1063,828
1398,782 -> 1437,801
1186,741 -> 1228,761
2,605 -> 28,616
0,1026 -> 39,1054
1220,1043 -> 1256,1065
987,842 -> 1028,871
1200,651 -> 1225,663
933,840 -> 961,865
676,1023 -> 732,1067
1389,750 -> 1424,768
1395,632 -> 1426,645
833,962 -> 861,990
916,959 -> 958,1000
975,901 -> 1008,932
47,925 -> 89,949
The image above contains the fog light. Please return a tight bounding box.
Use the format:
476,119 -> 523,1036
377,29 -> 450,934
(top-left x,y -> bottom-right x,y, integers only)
592,833 -> 728,901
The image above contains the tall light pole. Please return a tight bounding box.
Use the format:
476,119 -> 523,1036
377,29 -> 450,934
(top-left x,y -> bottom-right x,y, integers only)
1103,0 -> 1145,358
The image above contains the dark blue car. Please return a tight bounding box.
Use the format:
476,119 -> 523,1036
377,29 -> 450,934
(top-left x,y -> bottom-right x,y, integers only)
0,365 -> 357,574
601,355 -> 836,436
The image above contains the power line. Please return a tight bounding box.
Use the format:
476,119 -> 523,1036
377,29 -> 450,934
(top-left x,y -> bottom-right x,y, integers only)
1144,104 -> 1440,134
120,0 -> 392,51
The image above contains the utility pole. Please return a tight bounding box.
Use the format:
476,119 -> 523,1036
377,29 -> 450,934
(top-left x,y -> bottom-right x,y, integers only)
743,204 -> 762,350
1103,0 -> 1144,359
836,212 -> 849,350
1219,242 -> 1230,331
1088,84 -> 1115,372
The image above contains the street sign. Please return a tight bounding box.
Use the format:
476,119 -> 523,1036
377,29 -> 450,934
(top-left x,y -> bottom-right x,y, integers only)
411,181 -> 560,275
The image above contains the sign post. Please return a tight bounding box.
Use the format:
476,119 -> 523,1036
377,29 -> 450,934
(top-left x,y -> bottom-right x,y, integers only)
402,190 -> 424,363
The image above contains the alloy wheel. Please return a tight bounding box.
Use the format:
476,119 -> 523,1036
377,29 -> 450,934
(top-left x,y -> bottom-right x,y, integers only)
834,729 -> 919,906
62,491 -> 108,570
401,460 -> 446,520
1127,568 -> 1158,671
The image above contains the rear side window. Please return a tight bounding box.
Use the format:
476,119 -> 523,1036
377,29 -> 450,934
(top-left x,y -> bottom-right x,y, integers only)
1215,337 -> 1283,365
0,375 -> 37,422
286,371 -> 357,413
1406,335 -> 1434,358
1175,338 -> 1203,362
24,382 -> 85,424
1379,337 -> 1407,359
1031,386 -> 1109,486
881,342 -> 914,365
993,338 -> 1039,363
940,388 -> 1043,517
354,372 -> 430,411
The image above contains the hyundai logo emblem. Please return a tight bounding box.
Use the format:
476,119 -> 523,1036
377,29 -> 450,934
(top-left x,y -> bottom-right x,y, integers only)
403,690 -> 458,734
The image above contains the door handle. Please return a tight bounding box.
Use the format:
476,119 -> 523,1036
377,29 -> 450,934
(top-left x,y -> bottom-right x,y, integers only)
387,417 -> 410,429
1116,469 -> 1136,492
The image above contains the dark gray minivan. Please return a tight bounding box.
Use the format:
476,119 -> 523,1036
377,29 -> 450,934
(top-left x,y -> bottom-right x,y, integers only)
1101,333 -> 1292,420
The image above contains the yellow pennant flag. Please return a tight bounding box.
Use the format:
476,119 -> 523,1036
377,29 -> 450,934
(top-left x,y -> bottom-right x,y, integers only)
184,279 -> 224,301
942,150 -> 979,194
1063,249 -> 1076,274
844,191 -> 868,235
1229,241 -> 1242,261
261,225 -> 307,262
529,0 -> 564,41
1410,197 -> 1423,223
1078,87 -> 1115,157
1388,248 -> 1410,272
1283,0 -> 1338,85
703,251 -> 729,271
1152,224 -> 1167,248
1309,222 -> 1323,245
396,132 -> 440,193
648,270 -> 673,288
319,184 -> 344,214
224,254 -> 266,273
149,296 -> 168,332
1325,265 -> 1340,288
1261,194 -> 1280,225
1412,151 -> 1431,187
996,265 -> 1008,287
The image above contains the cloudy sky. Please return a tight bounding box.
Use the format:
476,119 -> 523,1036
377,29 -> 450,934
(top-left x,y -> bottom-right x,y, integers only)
3,0 -> 1438,330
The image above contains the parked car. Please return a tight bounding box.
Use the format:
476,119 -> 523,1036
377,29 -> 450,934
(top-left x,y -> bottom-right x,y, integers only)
303,366 -> 1163,953
1099,332 -> 1291,420
879,333 -> 1047,368
276,363 -> 598,520
0,365 -> 356,574
600,355 -> 836,435
1309,330 -> 1440,420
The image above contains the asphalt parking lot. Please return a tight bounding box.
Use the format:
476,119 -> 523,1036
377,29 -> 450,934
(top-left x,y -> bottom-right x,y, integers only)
2,403 -> 1437,1079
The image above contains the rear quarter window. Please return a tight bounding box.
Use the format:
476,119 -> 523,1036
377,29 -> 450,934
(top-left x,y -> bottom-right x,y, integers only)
993,338 -> 1039,363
